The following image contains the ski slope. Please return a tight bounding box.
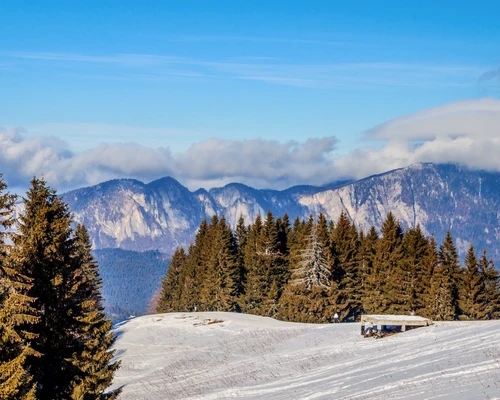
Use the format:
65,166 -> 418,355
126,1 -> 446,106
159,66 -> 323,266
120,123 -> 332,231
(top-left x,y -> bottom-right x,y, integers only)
110,312 -> 500,399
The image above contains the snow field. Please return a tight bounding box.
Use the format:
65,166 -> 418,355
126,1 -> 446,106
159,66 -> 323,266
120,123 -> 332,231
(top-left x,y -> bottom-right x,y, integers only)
110,313 -> 500,399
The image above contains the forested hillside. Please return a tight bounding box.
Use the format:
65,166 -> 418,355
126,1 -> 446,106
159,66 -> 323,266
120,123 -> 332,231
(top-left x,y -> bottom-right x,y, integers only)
93,249 -> 170,321
157,211 -> 500,322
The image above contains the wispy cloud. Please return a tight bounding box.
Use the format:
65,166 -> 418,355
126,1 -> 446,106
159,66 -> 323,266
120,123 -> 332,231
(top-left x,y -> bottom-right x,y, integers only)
8,52 -> 183,66
242,76 -> 328,88
3,51 -> 484,89
168,34 -> 358,46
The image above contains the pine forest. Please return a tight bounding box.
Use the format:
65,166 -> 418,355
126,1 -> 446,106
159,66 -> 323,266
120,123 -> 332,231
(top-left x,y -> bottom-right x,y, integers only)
157,211 -> 500,323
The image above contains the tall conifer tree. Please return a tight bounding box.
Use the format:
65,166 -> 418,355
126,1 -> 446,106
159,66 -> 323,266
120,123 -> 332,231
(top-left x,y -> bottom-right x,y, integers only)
11,177 -> 119,399
259,211 -> 287,316
242,215 -> 264,314
419,235 -> 439,318
459,244 -> 484,320
0,176 -> 37,399
427,231 -> 461,320
235,214 -> 249,285
176,219 -> 209,311
157,247 -> 187,313
200,217 -> 241,311
394,226 -> 430,314
11,177 -> 74,399
291,225 -> 331,291
365,212 -> 403,313
287,216 -> 308,276
332,212 -> 361,321
477,250 -> 500,319
278,224 -> 334,323
359,226 -> 378,314
276,213 -> 291,259
68,224 -> 121,400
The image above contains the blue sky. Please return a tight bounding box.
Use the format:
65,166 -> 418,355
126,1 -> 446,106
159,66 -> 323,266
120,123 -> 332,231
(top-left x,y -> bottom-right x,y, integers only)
1,1 -> 500,192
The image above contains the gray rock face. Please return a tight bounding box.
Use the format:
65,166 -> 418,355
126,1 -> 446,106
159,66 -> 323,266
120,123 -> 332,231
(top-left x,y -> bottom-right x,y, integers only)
62,163 -> 500,262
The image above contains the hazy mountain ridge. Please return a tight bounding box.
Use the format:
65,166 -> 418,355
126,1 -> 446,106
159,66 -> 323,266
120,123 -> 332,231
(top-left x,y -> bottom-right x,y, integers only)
62,163 -> 500,262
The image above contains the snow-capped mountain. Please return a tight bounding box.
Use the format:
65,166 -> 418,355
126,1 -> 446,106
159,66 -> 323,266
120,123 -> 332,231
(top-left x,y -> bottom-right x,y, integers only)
62,163 -> 500,261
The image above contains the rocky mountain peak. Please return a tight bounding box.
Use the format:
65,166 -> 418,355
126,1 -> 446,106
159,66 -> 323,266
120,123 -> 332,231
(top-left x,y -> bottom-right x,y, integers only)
61,163 -> 500,262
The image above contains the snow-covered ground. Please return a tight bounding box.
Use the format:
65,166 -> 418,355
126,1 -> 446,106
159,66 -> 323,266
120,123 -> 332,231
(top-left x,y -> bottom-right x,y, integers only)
110,312 -> 500,399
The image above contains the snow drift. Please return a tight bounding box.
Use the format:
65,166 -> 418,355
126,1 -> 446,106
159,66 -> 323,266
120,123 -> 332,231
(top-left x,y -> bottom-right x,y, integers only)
110,312 -> 500,399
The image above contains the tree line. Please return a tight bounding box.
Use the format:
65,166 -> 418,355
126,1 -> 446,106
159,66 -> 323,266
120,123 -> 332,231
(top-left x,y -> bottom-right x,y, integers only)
0,176 -> 119,399
157,210 -> 500,323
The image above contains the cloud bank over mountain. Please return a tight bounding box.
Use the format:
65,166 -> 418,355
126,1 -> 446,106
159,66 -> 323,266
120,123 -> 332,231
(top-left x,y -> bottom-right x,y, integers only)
334,97 -> 500,179
2,97 -> 500,192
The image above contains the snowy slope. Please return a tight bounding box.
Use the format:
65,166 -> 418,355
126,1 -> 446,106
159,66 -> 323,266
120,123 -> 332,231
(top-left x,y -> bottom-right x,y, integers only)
110,312 -> 500,399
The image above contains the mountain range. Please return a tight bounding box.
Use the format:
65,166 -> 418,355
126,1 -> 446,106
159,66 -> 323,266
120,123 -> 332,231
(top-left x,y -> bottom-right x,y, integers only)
62,162 -> 500,263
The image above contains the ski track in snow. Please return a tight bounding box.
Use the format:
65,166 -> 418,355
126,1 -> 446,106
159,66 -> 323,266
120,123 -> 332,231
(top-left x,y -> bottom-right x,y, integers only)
110,313 -> 500,399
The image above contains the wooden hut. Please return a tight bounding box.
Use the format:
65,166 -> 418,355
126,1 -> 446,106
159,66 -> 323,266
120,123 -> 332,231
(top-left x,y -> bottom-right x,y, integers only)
360,314 -> 433,337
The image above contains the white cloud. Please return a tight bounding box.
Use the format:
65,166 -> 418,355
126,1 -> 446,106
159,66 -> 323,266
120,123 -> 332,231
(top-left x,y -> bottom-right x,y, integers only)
3,97 -> 500,193
0,128 -> 339,192
335,97 -> 500,178
176,137 -> 338,187
366,97 -> 500,140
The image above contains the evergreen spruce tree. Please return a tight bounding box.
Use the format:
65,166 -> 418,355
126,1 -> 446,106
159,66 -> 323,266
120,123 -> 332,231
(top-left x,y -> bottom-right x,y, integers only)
359,226 -> 378,314
428,266 -> 455,321
156,247 -> 187,313
332,212 -> 361,321
198,215 -> 219,310
234,214 -> 248,285
235,214 -> 249,251
291,225 -> 331,291
286,216 -> 309,277
477,250 -> 500,319
11,177 -> 119,399
365,212 -> 403,314
0,279 -> 37,400
243,212 -> 287,316
420,235 -> 439,318
68,224 -> 121,400
276,213 -> 291,258
259,211 -> 288,316
459,244 -> 484,320
427,231 -> 461,320
0,176 -> 37,400
316,213 -> 331,256
395,226 -> 430,314
175,219 -> 209,311
277,284 -> 336,323
199,217 -> 241,311
316,213 -> 333,281
241,215 -> 264,314
278,224 -> 334,323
